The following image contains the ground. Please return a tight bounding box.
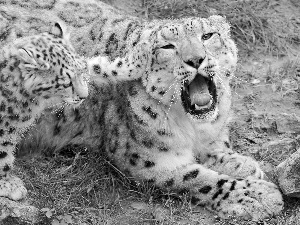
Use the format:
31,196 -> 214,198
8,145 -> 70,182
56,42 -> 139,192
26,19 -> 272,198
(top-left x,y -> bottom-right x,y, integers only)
3,0 -> 300,224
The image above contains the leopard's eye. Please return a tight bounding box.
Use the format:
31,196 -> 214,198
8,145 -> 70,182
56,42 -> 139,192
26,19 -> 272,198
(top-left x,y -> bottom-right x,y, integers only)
160,44 -> 175,49
201,33 -> 214,41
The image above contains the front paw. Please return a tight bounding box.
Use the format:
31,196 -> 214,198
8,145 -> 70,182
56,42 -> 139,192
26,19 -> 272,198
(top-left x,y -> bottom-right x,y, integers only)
209,178 -> 283,220
0,175 -> 27,200
0,197 -> 39,222
206,153 -> 264,179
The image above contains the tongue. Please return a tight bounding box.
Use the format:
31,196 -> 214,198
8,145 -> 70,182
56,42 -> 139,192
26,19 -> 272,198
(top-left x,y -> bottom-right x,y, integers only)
189,75 -> 212,106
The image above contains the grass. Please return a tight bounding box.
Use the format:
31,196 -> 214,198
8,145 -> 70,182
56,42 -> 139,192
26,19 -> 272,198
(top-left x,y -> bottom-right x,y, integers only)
5,0 -> 300,224
13,149 -> 214,224
141,0 -> 300,57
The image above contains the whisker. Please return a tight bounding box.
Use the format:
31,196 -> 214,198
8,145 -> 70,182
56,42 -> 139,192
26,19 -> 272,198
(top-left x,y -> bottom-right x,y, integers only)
160,82 -> 182,131
155,78 -> 182,131
214,70 -> 230,95
204,51 -> 243,97
232,76 -> 246,83
47,100 -> 65,109
49,101 -> 67,114
156,79 -> 178,106
200,52 -> 231,96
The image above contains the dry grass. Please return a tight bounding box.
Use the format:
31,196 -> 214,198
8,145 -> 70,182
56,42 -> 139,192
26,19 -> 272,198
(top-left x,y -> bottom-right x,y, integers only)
11,148 -> 214,224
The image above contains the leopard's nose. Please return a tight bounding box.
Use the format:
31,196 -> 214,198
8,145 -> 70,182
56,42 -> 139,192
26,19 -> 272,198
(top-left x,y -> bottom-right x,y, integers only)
184,57 -> 205,69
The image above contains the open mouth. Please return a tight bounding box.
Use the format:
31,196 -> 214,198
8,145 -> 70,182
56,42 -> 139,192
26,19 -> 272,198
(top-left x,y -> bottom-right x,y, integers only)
181,74 -> 217,117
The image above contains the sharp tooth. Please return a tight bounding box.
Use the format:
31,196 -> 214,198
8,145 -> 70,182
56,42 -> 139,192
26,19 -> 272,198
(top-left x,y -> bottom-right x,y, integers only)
193,99 -> 213,110
195,104 -> 201,110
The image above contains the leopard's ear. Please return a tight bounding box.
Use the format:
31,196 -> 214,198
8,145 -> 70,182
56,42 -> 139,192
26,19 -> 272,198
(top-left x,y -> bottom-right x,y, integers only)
50,22 -> 64,38
18,48 -> 50,70
50,22 -> 71,41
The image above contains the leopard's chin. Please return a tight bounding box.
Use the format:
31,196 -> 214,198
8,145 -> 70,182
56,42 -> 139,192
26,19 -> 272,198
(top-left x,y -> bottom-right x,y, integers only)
181,73 -> 217,119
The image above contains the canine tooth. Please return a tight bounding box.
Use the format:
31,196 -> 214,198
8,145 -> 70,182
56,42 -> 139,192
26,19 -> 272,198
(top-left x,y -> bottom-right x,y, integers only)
195,104 -> 201,110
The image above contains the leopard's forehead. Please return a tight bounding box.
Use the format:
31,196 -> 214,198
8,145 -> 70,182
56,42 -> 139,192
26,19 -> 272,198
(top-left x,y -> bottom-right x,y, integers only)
13,33 -> 64,57
18,33 -> 60,47
149,15 -> 231,41
16,33 -> 86,69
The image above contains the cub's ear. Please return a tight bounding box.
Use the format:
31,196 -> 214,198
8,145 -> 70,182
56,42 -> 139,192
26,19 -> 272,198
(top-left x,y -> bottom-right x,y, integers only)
18,48 -> 50,70
50,22 -> 71,41
50,22 -> 64,38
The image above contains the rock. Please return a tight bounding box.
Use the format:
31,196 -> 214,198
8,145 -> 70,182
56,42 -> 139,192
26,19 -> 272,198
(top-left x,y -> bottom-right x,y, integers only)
277,148 -> 300,197
276,113 -> 300,134
252,113 -> 300,134
152,205 -> 170,222
260,138 -> 299,165
281,79 -> 298,93
252,116 -> 277,134
0,197 -> 39,223
249,111 -> 277,134
130,202 -> 149,211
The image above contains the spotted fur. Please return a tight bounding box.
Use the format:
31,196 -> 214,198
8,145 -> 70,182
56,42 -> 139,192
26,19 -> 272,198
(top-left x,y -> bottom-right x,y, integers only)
0,22 -> 89,200
1,0 -> 284,220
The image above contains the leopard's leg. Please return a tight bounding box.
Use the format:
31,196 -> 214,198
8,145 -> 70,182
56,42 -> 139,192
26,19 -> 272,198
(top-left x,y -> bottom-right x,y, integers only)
126,142 -> 283,221
200,128 -> 264,180
0,145 -> 36,222
0,145 -> 27,200
203,151 -> 264,180
137,162 -> 283,220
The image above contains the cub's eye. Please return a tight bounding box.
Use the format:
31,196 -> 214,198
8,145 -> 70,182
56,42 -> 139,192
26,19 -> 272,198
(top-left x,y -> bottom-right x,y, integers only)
160,44 -> 175,49
201,33 -> 214,40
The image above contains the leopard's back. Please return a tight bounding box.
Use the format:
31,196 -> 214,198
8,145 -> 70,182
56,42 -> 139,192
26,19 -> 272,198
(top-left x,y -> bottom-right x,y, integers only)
0,0 -> 143,59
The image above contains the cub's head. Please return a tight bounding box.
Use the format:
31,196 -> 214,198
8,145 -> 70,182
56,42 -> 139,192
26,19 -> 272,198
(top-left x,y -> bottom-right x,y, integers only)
140,15 -> 237,122
11,22 -> 89,106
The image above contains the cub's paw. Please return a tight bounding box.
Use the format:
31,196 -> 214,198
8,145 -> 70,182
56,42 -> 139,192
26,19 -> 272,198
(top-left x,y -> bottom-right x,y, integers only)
206,153 -> 264,179
0,196 -> 39,222
0,175 -> 27,200
210,178 -> 283,220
